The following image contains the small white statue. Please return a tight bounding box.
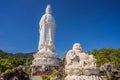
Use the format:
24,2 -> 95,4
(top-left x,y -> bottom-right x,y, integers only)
66,43 -> 82,65
65,43 -> 97,69
65,43 -> 102,80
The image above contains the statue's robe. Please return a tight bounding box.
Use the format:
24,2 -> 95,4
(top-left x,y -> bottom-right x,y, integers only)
38,13 -> 56,51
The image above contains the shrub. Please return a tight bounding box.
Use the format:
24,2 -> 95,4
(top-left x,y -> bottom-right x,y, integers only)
4,69 -> 12,74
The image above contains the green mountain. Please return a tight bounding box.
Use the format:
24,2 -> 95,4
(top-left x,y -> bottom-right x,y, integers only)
0,50 -> 34,72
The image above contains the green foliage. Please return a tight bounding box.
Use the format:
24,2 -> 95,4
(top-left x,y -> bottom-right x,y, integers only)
42,67 -> 57,80
102,76 -> 108,80
0,50 -> 34,73
4,69 -> 12,74
64,51 -> 68,55
24,67 -> 31,75
88,48 -> 120,69
50,67 -> 57,79
0,58 -> 12,72
42,75 -> 51,80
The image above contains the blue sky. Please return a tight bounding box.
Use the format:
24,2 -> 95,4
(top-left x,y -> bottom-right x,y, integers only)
0,0 -> 120,57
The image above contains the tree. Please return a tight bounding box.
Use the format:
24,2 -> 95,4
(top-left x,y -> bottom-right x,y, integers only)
0,50 -> 34,73
88,48 -> 120,70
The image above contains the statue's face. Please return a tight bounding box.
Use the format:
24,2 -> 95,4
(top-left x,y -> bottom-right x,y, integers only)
73,43 -> 82,51
46,8 -> 51,14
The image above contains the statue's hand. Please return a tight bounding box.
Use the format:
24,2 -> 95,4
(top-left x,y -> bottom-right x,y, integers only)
72,56 -> 79,63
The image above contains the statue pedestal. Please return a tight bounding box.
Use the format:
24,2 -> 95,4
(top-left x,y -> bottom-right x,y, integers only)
65,75 -> 102,80
65,66 -> 102,80
31,51 -> 59,75
65,65 -> 100,76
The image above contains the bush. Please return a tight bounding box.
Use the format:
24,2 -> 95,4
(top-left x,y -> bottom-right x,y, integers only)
42,75 -> 51,80
4,69 -> 12,74
23,67 -> 31,75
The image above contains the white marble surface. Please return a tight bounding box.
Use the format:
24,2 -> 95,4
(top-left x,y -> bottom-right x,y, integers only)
32,5 -> 58,67
65,43 -> 102,80
32,51 -> 59,66
38,4 -> 56,52
65,43 -> 97,70
65,75 -> 102,80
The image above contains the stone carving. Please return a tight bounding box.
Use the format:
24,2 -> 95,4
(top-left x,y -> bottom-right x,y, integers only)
65,43 -> 102,80
31,5 -> 59,75
38,4 -> 56,52
65,75 -> 102,80
100,62 -> 120,80
66,43 -> 96,69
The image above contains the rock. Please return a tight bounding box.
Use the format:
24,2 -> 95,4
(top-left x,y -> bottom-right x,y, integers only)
100,62 -> 120,80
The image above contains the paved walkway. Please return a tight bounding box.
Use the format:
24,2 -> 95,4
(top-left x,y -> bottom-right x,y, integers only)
30,76 -> 42,80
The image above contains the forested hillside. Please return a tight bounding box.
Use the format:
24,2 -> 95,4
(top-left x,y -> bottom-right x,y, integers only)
0,50 -> 34,73
88,48 -> 120,70
0,48 -> 120,74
